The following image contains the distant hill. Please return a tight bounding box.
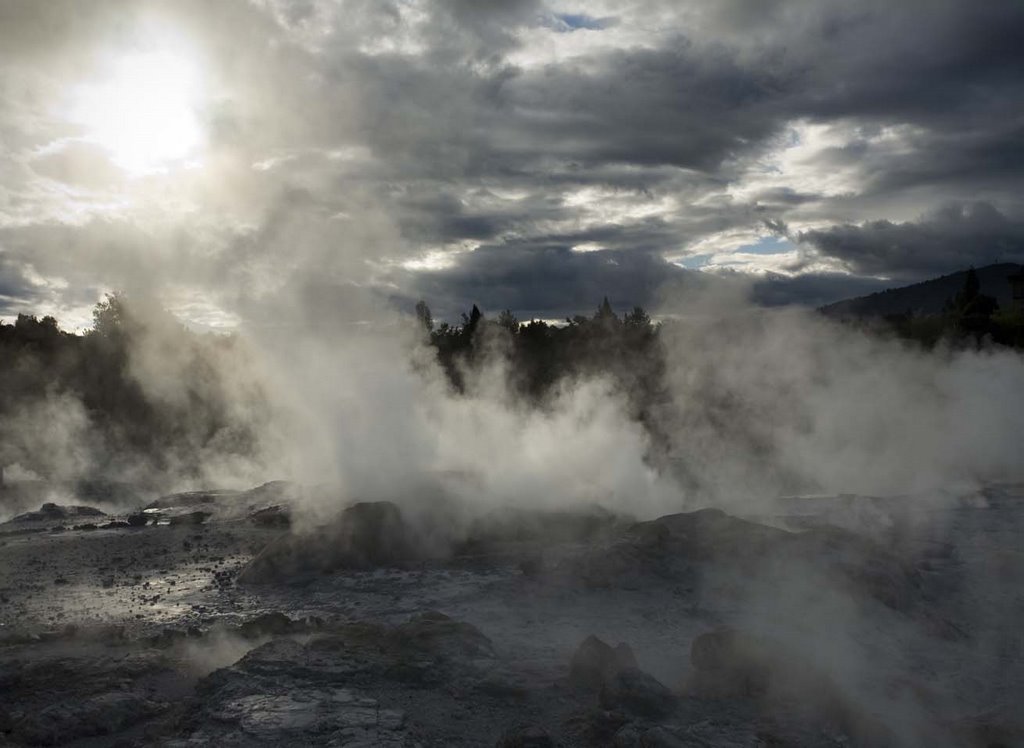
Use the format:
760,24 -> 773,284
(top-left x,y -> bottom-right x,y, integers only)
820,263 -> 1023,318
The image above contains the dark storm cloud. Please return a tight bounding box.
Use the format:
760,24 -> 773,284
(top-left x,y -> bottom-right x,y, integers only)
2,0 -> 1024,323
800,203 -> 1024,279
324,0 -> 1024,314
338,0 -> 1024,185
505,44 -> 781,173
859,123 -> 1024,196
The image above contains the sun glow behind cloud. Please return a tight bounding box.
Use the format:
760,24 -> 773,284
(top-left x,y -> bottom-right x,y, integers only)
69,47 -> 204,176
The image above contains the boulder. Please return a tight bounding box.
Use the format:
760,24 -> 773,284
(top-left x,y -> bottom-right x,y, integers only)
562,509 -> 786,588
168,510 -> 211,526
599,667 -> 677,718
238,611 -> 297,639
569,635 -> 638,689
386,610 -> 495,661
336,501 -> 410,564
687,628 -> 776,698
126,512 -> 148,527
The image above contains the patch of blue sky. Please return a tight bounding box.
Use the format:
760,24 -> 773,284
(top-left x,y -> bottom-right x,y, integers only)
676,254 -> 712,269
738,236 -> 794,255
552,13 -> 617,32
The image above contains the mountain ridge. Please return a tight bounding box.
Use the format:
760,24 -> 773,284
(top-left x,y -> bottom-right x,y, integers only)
820,263 -> 1023,318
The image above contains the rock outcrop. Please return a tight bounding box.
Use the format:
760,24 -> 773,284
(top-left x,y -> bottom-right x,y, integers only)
238,501 -> 415,584
8,502 -> 106,524
560,508 -> 923,613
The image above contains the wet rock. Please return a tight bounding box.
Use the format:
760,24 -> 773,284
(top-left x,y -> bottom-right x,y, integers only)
569,635 -> 638,689
237,501 -> 415,584
599,668 -> 677,718
11,691 -> 167,745
206,688 -> 405,743
214,611 -> 494,692
176,612 -> 496,745
1,651 -> 177,745
496,724 -> 556,747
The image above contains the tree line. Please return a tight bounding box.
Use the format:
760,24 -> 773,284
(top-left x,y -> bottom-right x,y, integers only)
415,298 -> 662,403
2,278 -> 1020,488
0,294 -> 270,487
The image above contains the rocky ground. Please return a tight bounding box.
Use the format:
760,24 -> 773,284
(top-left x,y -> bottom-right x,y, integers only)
0,481 -> 1022,747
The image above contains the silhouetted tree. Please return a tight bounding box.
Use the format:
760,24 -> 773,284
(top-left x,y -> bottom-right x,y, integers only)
595,296 -> 618,324
496,309 -> 519,335
414,300 -> 433,333
90,292 -> 129,340
948,267 -> 999,341
461,304 -> 483,340
623,305 -> 652,329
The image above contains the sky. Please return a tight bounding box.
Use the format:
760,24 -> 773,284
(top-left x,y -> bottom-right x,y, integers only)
1,0 -> 1023,329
